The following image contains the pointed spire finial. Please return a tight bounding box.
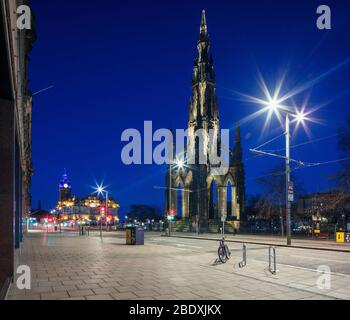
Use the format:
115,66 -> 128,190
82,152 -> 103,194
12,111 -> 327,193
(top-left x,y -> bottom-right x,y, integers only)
200,9 -> 207,35
235,125 -> 241,142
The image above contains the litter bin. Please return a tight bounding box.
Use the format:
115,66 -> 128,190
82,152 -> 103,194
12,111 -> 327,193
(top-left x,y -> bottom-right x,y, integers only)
135,227 -> 144,245
126,226 -> 144,245
126,226 -> 133,245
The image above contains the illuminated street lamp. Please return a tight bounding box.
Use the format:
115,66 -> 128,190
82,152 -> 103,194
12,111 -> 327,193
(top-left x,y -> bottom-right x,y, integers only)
262,97 -> 308,245
168,156 -> 185,236
295,110 -> 307,124
94,183 -> 109,239
248,80 -> 314,246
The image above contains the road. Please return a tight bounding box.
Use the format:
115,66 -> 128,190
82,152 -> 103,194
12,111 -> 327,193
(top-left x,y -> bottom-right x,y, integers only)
143,233 -> 350,275
88,230 -> 350,275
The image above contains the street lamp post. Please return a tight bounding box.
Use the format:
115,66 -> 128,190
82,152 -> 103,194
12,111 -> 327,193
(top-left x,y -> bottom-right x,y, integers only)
169,163 -> 172,237
100,202 -> 103,238
167,157 -> 185,237
249,92 -> 311,246
105,191 -> 109,233
285,114 -> 291,246
94,184 -> 109,239
99,190 -> 108,239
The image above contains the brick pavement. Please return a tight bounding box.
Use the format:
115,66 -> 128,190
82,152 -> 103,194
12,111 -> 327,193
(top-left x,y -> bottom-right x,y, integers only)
6,231 -> 350,300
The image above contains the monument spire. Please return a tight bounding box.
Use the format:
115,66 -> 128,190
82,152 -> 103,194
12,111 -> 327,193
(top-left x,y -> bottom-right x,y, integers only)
165,9 -> 245,230
200,9 -> 207,36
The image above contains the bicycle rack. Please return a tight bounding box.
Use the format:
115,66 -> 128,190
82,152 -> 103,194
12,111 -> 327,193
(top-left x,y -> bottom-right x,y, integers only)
268,246 -> 277,274
238,243 -> 247,268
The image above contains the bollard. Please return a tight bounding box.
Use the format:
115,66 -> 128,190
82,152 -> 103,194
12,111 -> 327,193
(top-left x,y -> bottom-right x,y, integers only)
269,246 -> 277,274
238,243 -> 247,268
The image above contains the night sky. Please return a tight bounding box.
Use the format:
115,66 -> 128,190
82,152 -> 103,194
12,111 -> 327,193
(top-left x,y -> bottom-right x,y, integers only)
30,0 -> 350,217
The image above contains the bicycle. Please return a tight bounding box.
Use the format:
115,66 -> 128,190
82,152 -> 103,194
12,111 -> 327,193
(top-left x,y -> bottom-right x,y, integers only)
217,237 -> 231,263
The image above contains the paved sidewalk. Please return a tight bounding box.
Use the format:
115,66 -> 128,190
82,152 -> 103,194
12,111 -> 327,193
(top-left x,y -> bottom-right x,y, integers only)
168,232 -> 350,252
6,231 -> 350,300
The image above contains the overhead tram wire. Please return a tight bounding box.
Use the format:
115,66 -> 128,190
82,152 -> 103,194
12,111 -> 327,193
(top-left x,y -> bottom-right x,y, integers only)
165,130 -> 350,182
242,130 -> 350,162
292,156 -> 350,171
264,130 -> 350,153
246,156 -> 350,182
246,170 -> 287,182
244,132 -> 288,162
253,132 -> 286,151
247,129 -> 350,167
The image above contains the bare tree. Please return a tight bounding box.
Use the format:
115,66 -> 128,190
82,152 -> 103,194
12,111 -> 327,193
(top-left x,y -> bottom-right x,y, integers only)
256,164 -> 286,236
256,164 -> 304,236
335,119 -> 350,191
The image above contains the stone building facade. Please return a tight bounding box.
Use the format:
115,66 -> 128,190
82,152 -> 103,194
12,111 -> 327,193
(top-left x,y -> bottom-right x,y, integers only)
56,171 -> 120,224
165,11 -> 245,231
0,0 -> 35,298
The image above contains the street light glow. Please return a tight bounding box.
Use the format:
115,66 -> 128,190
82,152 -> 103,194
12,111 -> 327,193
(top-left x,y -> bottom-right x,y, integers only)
294,110 -> 307,124
255,78 -> 317,136
175,158 -> 185,169
172,155 -> 186,172
234,71 -> 320,136
244,72 -> 322,247
267,98 -> 281,112
93,182 -> 110,239
94,183 -> 107,196
97,186 -> 104,193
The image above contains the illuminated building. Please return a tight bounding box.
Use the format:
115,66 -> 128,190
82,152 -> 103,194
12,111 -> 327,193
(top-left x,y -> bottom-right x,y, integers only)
56,171 -> 120,224
298,191 -> 350,223
0,0 -> 36,298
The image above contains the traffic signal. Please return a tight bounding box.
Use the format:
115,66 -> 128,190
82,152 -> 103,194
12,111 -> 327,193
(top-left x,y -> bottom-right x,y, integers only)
99,206 -> 106,217
168,209 -> 175,221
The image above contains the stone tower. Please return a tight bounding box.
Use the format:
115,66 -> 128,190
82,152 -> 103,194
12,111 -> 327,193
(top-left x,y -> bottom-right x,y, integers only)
187,10 -> 220,227
165,10 -> 245,231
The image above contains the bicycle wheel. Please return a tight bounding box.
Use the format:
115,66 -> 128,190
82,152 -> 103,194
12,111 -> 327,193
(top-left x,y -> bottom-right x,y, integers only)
218,246 -> 226,262
225,245 -> 231,260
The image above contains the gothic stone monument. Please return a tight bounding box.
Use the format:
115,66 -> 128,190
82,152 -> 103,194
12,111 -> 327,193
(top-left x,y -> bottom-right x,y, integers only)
165,10 -> 245,232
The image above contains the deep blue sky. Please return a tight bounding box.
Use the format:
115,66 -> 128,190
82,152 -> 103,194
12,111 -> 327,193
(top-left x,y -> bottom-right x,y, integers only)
30,0 -> 350,216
